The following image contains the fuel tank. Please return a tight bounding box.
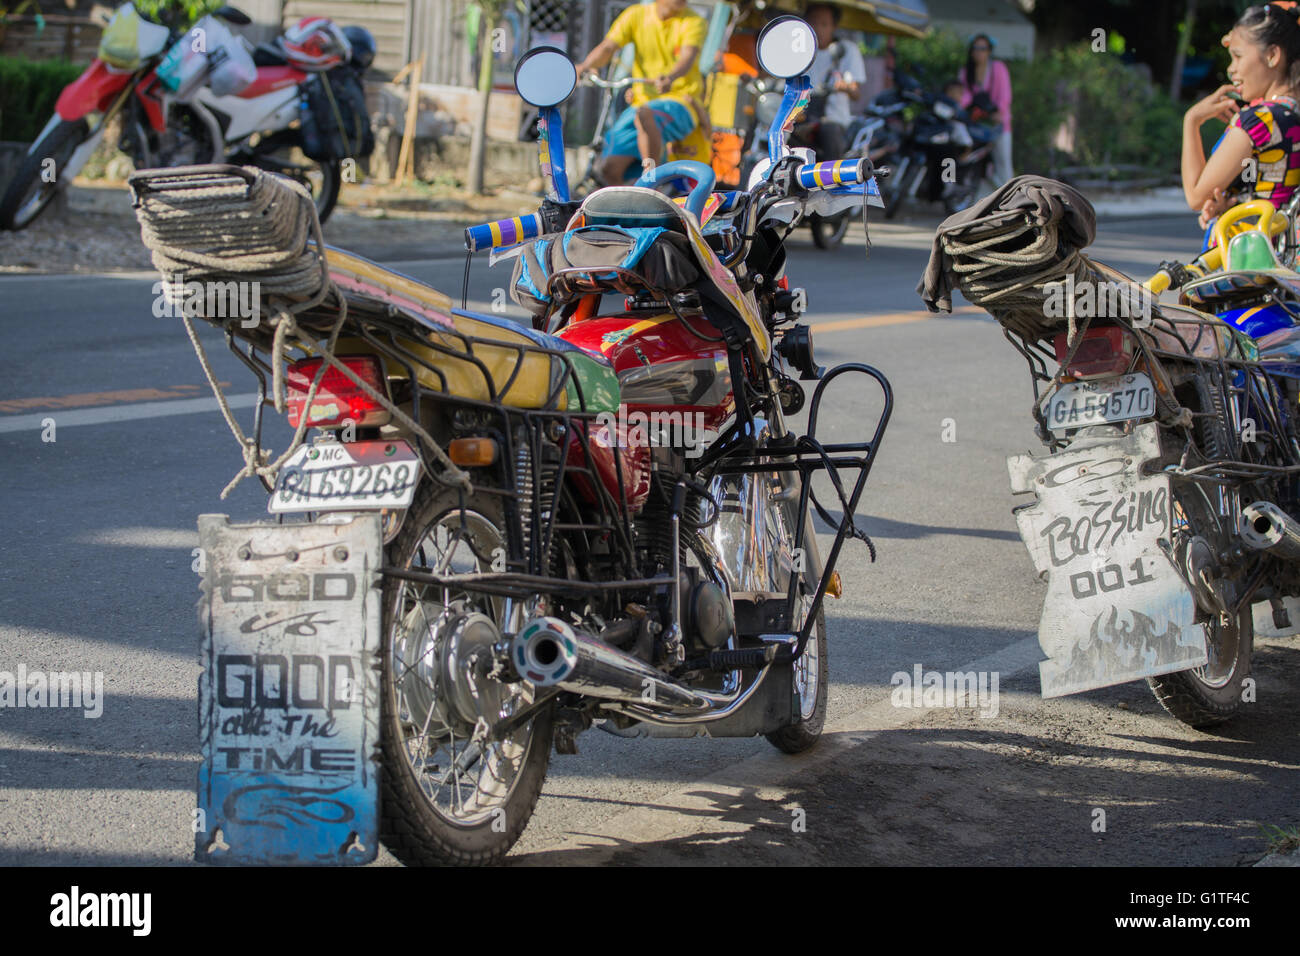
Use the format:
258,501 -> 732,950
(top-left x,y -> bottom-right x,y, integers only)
556,309 -> 736,432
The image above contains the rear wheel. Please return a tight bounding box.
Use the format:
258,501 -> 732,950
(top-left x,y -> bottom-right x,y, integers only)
0,117 -> 89,231
239,136 -> 342,223
378,483 -> 553,865
1149,377 -> 1253,727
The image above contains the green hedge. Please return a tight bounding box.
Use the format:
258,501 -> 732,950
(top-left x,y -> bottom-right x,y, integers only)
893,30 -> 1184,179
0,56 -> 85,143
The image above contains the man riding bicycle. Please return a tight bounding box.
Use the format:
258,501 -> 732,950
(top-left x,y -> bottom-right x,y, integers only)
575,0 -> 712,185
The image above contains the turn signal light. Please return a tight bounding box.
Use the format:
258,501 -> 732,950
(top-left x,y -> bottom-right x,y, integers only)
286,356 -> 391,429
1053,326 -> 1133,380
827,571 -> 843,599
448,437 -> 498,467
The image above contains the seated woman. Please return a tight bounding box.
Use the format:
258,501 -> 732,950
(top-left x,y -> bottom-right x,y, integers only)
1183,3 -> 1300,232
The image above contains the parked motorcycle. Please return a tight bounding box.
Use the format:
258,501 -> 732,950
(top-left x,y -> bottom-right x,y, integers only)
924,185 -> 1300,728
130,16 -> 890,865
0,2 -> 373,230
881,87 -> 994,220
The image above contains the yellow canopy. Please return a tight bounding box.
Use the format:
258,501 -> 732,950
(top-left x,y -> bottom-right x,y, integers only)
741,0 -> 930,39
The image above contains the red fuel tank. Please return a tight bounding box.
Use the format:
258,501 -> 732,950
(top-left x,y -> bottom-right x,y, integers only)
557,310 -> 736,431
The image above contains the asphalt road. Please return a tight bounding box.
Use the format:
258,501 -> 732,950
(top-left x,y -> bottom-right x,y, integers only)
0,210 -> 1296,866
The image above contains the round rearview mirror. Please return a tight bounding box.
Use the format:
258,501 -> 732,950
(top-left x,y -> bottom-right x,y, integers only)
514,46 -> 577,108
756,15 -> 817,79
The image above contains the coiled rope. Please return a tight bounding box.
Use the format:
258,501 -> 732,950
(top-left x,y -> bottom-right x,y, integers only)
132,165 -> 470,497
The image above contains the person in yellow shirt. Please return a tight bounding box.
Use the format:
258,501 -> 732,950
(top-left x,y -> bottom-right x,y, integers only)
575,0 -> 710,185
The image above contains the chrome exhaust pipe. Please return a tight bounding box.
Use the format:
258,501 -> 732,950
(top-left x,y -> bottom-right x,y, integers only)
512,617 -> 712,712
1241,501 -> 1300,561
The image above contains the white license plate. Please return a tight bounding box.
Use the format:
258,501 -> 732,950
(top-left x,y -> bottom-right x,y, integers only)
1045,373 -> 1155,432
269,439 -> 421,514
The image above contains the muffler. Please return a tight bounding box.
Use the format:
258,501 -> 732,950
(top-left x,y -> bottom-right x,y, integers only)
1241,501 -> 1300,561
512,617 -> 711,712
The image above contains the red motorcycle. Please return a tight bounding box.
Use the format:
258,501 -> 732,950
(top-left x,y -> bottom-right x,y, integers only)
1,3 -> 372,230
130,17 -> 891,867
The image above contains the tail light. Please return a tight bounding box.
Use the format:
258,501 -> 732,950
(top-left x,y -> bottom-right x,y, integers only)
1053,326 -> 1134,380
286,356 -> 391,429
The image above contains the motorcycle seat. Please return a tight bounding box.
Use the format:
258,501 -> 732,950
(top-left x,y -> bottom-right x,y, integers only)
324,245 -> 620,414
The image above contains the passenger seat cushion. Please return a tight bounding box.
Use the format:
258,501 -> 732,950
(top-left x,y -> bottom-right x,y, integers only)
510,226 -> 701,314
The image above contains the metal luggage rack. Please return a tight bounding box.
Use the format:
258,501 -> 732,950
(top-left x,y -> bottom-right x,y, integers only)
695,362 -> 893,662
218,298 -> 678,601
1002,307 -> 1300,487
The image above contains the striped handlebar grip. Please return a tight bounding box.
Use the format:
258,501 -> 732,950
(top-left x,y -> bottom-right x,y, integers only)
464,213 -> 544,252
795,158 -> 867,190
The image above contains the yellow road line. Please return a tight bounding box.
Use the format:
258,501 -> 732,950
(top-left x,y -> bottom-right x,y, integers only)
0,383 -> 230,415
811,305 -> 982,333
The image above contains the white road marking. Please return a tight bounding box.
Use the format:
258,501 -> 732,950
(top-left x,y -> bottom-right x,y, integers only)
0,393 -> 260,433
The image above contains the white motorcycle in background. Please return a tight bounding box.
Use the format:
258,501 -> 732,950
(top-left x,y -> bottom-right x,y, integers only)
0,3 -> 374,230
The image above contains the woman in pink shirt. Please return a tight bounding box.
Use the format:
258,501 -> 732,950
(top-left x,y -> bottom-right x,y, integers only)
956,34 -> 1013,185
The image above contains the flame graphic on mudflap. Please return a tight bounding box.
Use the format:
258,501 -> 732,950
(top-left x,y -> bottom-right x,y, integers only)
223,783 -> 355,831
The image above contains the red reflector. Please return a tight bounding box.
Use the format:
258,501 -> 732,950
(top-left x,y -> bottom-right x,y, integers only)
1053,326 -> 1133,379
286,356 -> 391,429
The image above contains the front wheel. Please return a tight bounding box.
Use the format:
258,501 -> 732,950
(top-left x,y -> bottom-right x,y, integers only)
378,483 -> 553,865
766,596 -> 828,754
810,210 -> 851,249
0,117 -> 89,231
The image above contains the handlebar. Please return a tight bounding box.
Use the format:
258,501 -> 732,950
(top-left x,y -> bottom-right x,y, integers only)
636,160 -> 715,222
795,158 -> 869,190
1142,199 -> 1288,294
464,213 -> 545,252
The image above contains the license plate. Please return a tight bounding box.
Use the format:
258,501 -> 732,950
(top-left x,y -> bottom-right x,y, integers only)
196,514 -> 382,865
1044,373 -> 1155,432
270,439 -> 420,514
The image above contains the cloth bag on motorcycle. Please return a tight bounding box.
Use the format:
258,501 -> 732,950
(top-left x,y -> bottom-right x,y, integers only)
509,225 -> 701,315
98,3 -> 171,70
157,16 -> 252,98
299,70 -> 374,162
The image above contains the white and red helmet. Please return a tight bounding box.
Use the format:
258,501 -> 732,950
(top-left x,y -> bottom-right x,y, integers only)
280,16 -> 352,71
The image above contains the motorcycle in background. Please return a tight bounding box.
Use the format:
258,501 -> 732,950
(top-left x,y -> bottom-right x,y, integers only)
130,15 -> 890,865
925,186 -> 1300,728
880,86 -> 994,219
0,3 -> 374,230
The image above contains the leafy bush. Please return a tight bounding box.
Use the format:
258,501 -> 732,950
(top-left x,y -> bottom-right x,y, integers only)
0,56 -> 83,143
892,31 -> 1184,178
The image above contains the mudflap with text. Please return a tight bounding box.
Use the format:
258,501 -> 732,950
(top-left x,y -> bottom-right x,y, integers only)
1008,422 -> 1208,698
195,513 -> 382,865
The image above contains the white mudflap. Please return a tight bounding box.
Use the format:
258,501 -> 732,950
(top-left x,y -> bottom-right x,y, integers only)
1008,422 -> 1208,698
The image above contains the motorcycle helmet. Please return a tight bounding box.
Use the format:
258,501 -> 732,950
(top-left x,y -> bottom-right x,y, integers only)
342,26 -> 376,71
280,16 -> 352,71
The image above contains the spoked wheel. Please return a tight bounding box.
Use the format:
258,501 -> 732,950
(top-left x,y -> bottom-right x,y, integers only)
1150,479 -> 1253,727
766,569 -> 829,754
0,118 -> 89,231
1149,378 -> 1253,727
810,210 -> 851,250
378,485 -> 553,865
